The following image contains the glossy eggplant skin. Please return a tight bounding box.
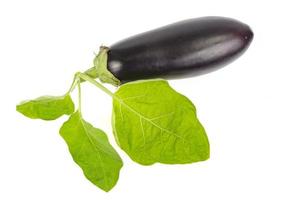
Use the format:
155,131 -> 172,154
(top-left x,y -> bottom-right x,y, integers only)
107,16 -> 253,83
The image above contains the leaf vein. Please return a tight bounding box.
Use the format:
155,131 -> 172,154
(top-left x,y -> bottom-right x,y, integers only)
79,118 -> 109,188
116,97 -> 185,141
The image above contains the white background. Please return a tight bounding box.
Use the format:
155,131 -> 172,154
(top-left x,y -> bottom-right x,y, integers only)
1,0 -> 301,199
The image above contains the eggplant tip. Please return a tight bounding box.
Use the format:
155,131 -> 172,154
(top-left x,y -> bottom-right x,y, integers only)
242,26 -> 254,44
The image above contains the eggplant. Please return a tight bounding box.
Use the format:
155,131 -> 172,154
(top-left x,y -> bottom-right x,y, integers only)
87,16 -> 253,85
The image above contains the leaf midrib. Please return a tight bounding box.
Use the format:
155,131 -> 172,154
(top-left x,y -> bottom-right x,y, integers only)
114,95 -> 185,141
78,116 -> 109,189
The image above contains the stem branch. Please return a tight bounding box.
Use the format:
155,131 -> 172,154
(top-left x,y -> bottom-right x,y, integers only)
77,81 -> 82,113
76,72 -> 114,97
66,74 -> 78,95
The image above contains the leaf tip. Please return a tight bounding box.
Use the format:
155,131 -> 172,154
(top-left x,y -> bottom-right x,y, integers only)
16,101 -> 30,117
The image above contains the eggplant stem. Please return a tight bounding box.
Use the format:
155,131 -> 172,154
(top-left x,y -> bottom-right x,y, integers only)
83,66 -> 98,80
76,72 -> 114,97
66,74 -> 79,95
77,81 -> 82,113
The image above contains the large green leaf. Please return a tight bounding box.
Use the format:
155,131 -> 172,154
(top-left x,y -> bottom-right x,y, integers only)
16,95 -> 74,120
112,79 -> 209,165
60,111 -> 123,192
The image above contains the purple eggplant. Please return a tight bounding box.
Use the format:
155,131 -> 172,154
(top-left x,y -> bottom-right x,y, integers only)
88,16 -> 253,85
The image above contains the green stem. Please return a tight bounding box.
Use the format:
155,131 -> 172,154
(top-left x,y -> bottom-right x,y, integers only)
83,66 -> 98,80
66,74 -> 79,95
77,81 -> 82,113
76,72 -> 114,97
64,72 -> 114,114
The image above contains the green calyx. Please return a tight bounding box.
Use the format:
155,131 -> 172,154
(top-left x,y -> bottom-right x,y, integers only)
85,46 -> 121,86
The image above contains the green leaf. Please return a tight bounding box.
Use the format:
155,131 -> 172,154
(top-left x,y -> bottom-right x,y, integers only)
16,95 -> 74,120
112,79 -> 210,165
60,111 -> 123,192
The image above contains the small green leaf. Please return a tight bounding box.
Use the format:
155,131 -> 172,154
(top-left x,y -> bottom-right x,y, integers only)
112,79 -> 210,165
60,111 -> 123,192
16,95 -> 74,120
